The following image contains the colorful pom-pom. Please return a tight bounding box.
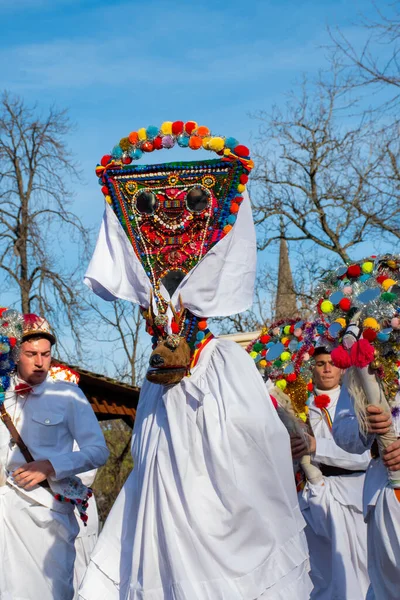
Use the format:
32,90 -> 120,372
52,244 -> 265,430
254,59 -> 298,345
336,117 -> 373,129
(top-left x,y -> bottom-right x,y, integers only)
162,135 -> 175,148
331,346 -> 351,369
189,136 -> 203,150
381,292 -> 397,302
286,373 -> 297,382
321,300 -> 334,313
146,126 -> 159,139
225,137 -> 239,149
208,137 -> 225,152
260,335 -> 270,344
237,184 -> 246,193
230,202 -> 240,213
239,174 -> 249,184
391,317 -> 400,329
129,148 -> 143,160
376,275 -> 388,284
259,359 -> 267,369
276,379 -> 287,391
253,342 -> 263,352
338,298 -> 351,311
128,131 -> 139,144
101,186 -> 109,195
381,278 -> 396,291
172,121 -> 184,135
250,351 -> 258,359
177,134 -> 190,147
202,137 -> 211,149
197,126 -> 210,137
350,339 -> 375,368
227,215 -> 237,225
160,121 -> 173,135
347,264 -> 361,278
363,317 -> 380,331
101,155 -> 112,167
335,318 -> 346,328
363,328 -> 377,341
105,195 -> 112,205
223,225 -> 233,234
361,261 -> 374,274
185,121 -> 198,134
198,320 -> 207,330
138,128 -> 147,141
314,394 -> 331,409
112,146 -> 123,159
142,141 -> 154,152
153,136 -> 163,150
280,351 -> 291,362
122,156 -> 132,164
171,321 -> 180,334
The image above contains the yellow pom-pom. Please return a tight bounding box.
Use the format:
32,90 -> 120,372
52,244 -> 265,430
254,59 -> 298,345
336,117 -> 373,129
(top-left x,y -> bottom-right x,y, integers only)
381,278 -> 396,291
321,300 -> 334,314
138,128 -> 147,141
335,318 -> 346,329
202,137 -> 211,150
259,359 -> 267,368
105,195 -> 112,205
250,351 -> 258,359
276,379 -> 287,391
387,260 -> 396,269
160,121 -> 173,135
363,317 -> 380,331
281,337 -> 289,344
237,184 -> 246,193
361,261 -> 374,274
208,137 -> 225,152
280,351 -> 291,362
283,325 -> 291,334
298,411 -> 307,423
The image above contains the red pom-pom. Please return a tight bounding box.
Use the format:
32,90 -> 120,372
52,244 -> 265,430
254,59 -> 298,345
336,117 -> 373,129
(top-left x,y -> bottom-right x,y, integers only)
331,346 -> 351,369
350,339 -> 375,368
171,321 -> 180,334
376,275 -> 388,284
261,349 -> 267,357
234,145 -> 250,157
283,339 -> 290,347
314,394 -> 331,409
347,265 -> 361,278
270,395 -> 278,410
287,373 -> 297,382
307,382 -> 314,392
309,346 -> 315,356
289,324 -> 295,334
147,326 -> 154,336
101,186 -> 109,195
185,121 -> 197,134
172,121 -> 184,135
260,335 -> 270,344
239,174 -> 249,184
233,196 -> 243,204
9,337 -> 16,348
153,136 -> 163,150
101,155 -> 112,167
363,328 -> 377,342
122,156 -> 132,164
339,298 -> 351,311
142,141 -> 154,152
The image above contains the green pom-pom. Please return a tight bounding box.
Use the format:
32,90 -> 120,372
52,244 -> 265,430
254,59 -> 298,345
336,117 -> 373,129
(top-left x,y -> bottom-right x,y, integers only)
253,342 -> 263,352
380,292 -> 397,302
274,359 -> 283,368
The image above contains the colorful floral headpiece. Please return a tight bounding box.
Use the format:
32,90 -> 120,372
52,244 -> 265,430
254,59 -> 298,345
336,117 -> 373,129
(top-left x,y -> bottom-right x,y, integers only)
0,308 -> 23,405
315,254 -> 400,401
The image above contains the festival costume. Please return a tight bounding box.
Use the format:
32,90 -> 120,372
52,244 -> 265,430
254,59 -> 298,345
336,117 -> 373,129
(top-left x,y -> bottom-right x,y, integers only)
316,255 -> 400,600
248,321 -> 370,599
0,313 -> 109,600
79,121 -> 311,599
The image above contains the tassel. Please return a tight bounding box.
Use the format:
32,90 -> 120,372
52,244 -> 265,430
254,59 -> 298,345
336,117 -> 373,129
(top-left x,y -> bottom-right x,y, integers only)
331,346 -> 351,369
350,339 -> 375,368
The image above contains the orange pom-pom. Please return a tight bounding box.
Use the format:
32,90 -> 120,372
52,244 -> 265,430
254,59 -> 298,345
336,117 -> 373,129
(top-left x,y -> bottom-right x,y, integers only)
223,225 -> 233,234
128,131 -> 139,144
198,320 -> 207,330
230,202 -> 240,213
197,126 -> 210,137
189,135 -> 202,149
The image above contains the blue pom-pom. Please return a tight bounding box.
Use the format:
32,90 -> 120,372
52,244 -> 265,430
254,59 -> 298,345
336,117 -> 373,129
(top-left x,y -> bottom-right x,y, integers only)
196,331 -> 205,341
316,325 -> 325,334
112,145 -> 123,159
377,331 -> 390,342
359,274 -> 371,282
225,137 -> 238,150
129,148 -> 143,160
177,134 -> 190,147
146,126 -> 159,140
227,214 -> 237,225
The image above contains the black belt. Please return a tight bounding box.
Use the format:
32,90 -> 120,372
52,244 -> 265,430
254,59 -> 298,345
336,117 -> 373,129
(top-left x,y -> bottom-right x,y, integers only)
319,464 -> 366,478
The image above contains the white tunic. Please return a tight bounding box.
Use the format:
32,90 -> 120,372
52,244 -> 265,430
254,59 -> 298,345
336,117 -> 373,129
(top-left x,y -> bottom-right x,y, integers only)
300,387 -> 370,599
332,386 -> 400,600
79,339 -> 312,600
0,377 -> 109,600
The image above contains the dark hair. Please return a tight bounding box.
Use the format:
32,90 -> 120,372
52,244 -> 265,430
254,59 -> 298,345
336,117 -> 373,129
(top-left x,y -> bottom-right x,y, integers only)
313,346 -> 331,357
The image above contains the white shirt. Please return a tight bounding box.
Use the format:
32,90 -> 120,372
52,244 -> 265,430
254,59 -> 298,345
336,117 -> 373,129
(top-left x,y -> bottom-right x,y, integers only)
0,375 -> 109,509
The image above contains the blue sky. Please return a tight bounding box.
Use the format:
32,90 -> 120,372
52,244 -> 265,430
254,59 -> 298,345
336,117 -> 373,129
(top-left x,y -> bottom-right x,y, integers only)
0,0 -> 387,368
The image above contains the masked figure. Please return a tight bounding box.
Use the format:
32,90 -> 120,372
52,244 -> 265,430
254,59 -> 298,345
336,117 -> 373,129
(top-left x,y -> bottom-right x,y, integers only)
79,121 -> 312,600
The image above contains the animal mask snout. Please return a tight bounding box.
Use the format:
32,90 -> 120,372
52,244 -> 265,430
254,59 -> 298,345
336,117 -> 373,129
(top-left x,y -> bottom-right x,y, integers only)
150,354 -> 164,368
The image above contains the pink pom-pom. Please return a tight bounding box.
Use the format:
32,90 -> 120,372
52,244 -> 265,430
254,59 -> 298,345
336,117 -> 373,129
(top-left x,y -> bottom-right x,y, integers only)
391,317 -> 400,330
350,339 -> 375,368
331,346 -> 351,369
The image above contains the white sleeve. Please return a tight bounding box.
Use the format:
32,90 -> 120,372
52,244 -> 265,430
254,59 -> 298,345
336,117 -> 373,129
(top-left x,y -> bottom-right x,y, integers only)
332,385 -> 374,455
49,388 -> 109,481
313,436 -> 371,470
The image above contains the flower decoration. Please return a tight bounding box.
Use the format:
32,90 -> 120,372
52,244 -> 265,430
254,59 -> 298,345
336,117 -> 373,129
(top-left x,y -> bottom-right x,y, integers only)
314,394 -> 331,409
0,308 -> 23,405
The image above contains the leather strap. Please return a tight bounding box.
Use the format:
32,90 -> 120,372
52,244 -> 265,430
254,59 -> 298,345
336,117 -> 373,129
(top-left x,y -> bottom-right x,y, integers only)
319,463 -> 365,477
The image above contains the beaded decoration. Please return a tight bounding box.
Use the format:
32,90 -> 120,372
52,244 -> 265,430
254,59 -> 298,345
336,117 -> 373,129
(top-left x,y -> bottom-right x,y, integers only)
0,308 -> 23,406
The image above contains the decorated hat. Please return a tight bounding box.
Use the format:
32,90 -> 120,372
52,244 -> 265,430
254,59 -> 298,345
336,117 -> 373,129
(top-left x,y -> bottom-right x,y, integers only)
0,308 -> 24,403
22,314 -> 56,345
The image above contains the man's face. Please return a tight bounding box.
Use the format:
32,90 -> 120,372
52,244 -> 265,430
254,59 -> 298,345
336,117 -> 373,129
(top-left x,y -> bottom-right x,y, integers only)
312,353 -> 342,391
17,338 -> 52,385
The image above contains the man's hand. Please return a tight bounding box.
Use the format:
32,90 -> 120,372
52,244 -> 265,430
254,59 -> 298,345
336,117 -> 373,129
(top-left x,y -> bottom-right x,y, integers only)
291,433 -> 316,459
383,440 -> 400,471
12,460 -> 55,491
366,405 -> 392,435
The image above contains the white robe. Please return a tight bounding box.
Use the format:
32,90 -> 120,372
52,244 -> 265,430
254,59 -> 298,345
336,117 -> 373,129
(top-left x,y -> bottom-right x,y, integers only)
299,387 -> 370,600
79,338 -> 312,600
332,386 -> 400,600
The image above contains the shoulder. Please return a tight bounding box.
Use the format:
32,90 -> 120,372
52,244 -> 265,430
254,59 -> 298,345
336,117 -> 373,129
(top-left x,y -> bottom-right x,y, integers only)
44,378 -> 88,401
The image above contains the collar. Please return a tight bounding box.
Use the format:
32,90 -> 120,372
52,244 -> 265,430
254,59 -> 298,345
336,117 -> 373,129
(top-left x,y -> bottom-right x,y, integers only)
12,374 -> 49,396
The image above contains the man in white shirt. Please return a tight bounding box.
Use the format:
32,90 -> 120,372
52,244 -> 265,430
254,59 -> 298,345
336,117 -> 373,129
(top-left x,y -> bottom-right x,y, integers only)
0,314 -> 109,600
333,383 -> 400,600
291,347 -> 370,599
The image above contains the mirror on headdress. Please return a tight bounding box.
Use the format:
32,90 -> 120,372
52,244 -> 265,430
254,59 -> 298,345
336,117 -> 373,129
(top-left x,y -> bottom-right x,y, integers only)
186,187 -> 209,213
160,270 -> 186,297
294,320 -> 304,329
330,291 -> 344,304
336,266 -> 347,277
136,191 -> 157,214
377,328 -> 393,342
284,363 -> 295,374
266,342 -> 285,361
328,322 -> 342,338
288,340 -> 299,352
356,288 -> 381,304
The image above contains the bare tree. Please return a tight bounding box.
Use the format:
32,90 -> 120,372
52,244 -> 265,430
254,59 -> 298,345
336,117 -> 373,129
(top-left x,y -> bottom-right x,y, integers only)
86,299 -> 147,386
251,72 -> 399,265
0,92 -> 89,354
